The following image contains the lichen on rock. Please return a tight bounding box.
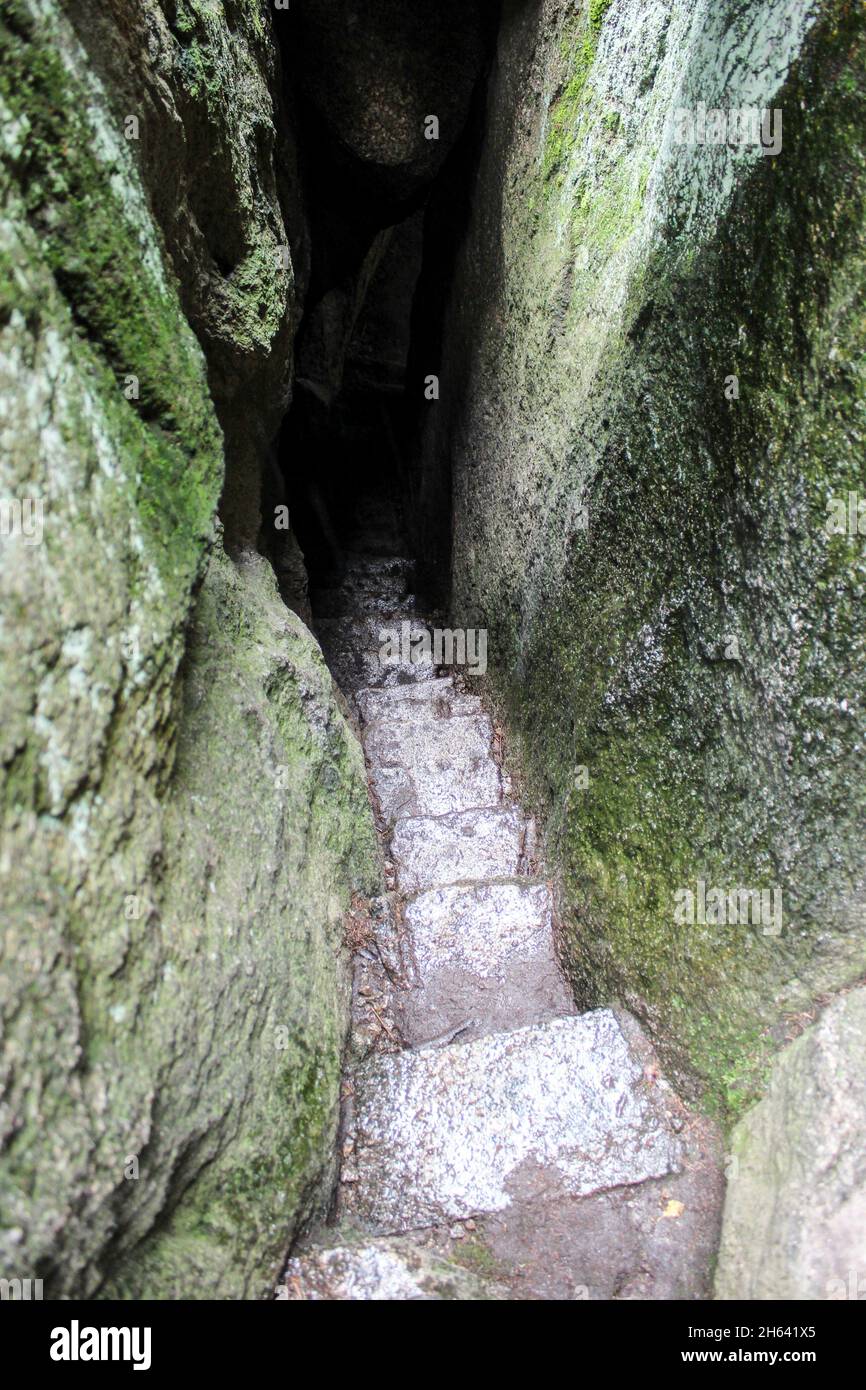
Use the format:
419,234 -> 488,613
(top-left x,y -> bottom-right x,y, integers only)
425,0 -> 866,1118
0,0 -> 378,1299
715,987 -> 866,1300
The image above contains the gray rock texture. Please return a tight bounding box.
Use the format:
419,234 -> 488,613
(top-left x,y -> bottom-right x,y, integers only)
315,614 -> 436,704
283,1236 -> 505,1301
8,0 -> 857,1305
359,679 -> 480,725
715,988 -> 866,1301
288,0 -> 487,205
391,806 -> 529,894
417,0 -> 866,1116
0,0 -> 377,1299
346,1013 -> 683,1233
365,711 -> 502,824
65,0 -> 308,548
398,880 -> 573,1044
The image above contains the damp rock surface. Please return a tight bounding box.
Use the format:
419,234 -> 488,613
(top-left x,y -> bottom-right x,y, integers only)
0,0 -> 378,1301
414,0 -> 866,1120
365,711 -> 502,824
397,880 -> 573,1043
715,988 -> 866,1301
283,1238 -> 506,1301
346,1013 -> 683,1232
391,807 -> 529,893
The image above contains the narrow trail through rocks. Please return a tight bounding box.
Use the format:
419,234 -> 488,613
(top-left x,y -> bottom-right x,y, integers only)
284,493 -> 724,1301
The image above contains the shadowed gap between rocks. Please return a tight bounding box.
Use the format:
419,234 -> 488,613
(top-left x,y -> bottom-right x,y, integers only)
263,2 -> 500,630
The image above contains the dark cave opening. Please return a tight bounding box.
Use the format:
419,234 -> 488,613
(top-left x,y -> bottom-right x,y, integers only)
266,3 -> 499,639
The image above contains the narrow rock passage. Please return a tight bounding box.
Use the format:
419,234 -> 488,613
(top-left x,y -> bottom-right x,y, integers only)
285,501 -> 724,1301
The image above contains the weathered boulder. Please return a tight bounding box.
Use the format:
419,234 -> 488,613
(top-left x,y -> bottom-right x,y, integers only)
423,0 -> 866,1114
287,0 -> 487,207
66,0 -> 310,547
715,989 -> 866,1300
0,0 -> 377,1299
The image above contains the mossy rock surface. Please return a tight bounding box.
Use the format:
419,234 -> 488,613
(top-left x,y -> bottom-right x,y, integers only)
715,987 -> 866,1299
424,0 -> 866,1120
0,0 -> 378,1298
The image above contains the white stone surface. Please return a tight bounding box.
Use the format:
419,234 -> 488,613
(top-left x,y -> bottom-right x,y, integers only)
283,1240 -> 502,1301
347,1012 -> 682,1231
396,880 -> 574,1044
359,677 -> 479,724
390,806 -> 527,893
406,880 -> 554,979
285,1245 -> 432,1300
365,713 -> 501,822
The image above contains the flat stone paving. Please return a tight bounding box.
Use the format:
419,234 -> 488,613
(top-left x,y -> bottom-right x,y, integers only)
365,711 -> 502,823
397,880 -> 572,1043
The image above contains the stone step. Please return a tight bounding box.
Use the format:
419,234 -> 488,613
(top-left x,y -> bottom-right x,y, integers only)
313,587 -> 417,621
316,614 -> 437,696
342,553 -> 415,579
303,533 -> 722,1300
389,805 -> 529,893
365,712 -> 502,824
313,557 -> 417,620
396,880 -> 574,1045
342,1012 -> 683,1234
358,677 -> 480,725
282,1236 -> 505,1301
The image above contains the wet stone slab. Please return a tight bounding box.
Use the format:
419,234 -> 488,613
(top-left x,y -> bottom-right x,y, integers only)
302,538 -> 724,1297
407,881 -> 555,977
397,880 -> 574,1044
315,615 -> 436,696
389,805 -> 528,893
358,677 -> 480,725
312,553 -> 417,620
365,713 -> 502,823
344,1012 -> 683,1233
282,1238 -> 505,1301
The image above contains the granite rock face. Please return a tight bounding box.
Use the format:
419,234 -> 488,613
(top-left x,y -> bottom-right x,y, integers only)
423,0 -> 866,1114
0,0 -> 377,1299
715,988 -> 866,1301
346,1013 -> 683,1233
4,0 -> 864,1305
283,1236 -> 506,1302
64,0 -> 309,549
390,806 -> 529,895
398,880 -> 573,1042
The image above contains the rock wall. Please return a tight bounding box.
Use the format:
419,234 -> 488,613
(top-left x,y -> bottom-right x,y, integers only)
63,0 -> 310,549
0,0 -> 378,1299
715,987 -> 866,1300
427,0 -> 866,1115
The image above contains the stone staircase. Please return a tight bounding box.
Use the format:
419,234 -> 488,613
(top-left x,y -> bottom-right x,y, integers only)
282,537 -> 723,1300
